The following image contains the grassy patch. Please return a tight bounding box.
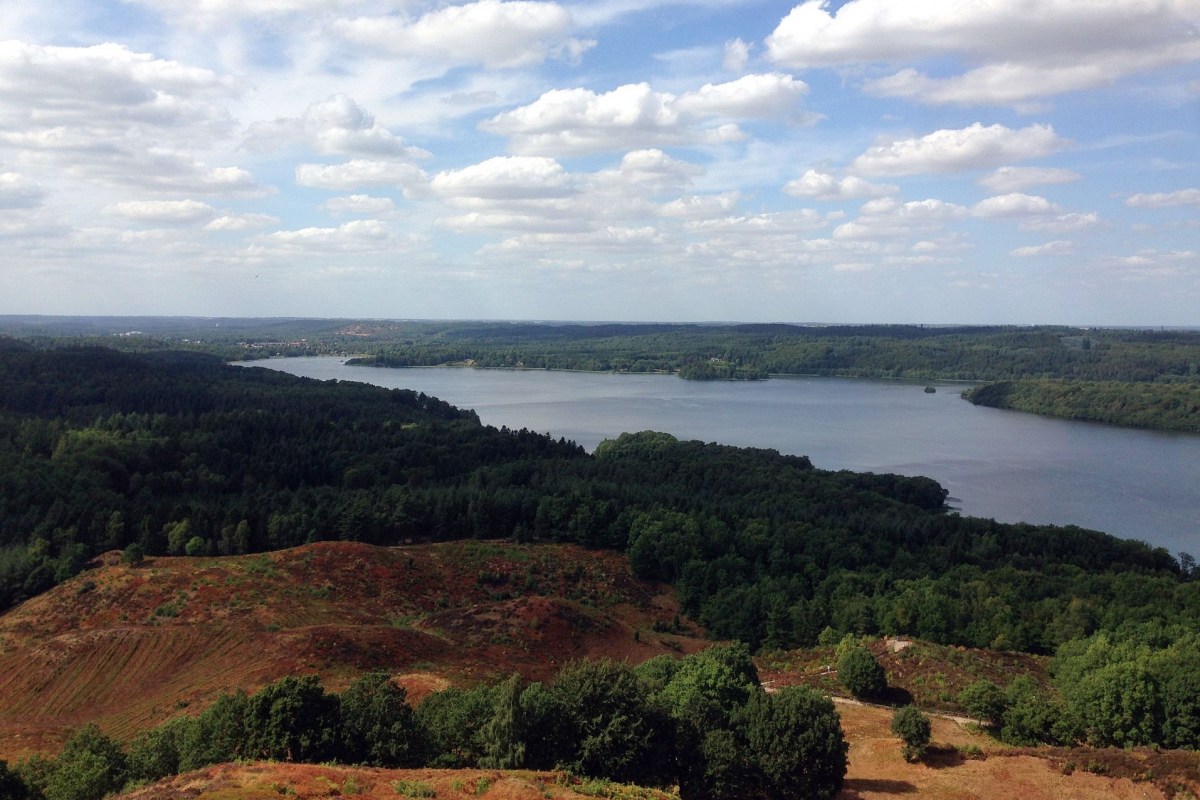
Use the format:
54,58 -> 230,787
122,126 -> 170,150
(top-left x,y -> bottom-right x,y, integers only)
562,775 -> 676,800
243,555 -> 278,577
392,780 -> 436,798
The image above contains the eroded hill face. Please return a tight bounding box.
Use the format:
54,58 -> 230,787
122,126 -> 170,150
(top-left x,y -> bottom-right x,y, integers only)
0,541 -> 703,759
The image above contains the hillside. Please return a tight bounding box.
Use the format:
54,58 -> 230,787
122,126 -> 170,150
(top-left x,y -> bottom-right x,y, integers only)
4,541 -> 1197,800
0,541 -> 701,759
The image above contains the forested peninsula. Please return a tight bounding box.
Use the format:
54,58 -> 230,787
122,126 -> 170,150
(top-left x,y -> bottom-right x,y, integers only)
965,379 -> 1200,432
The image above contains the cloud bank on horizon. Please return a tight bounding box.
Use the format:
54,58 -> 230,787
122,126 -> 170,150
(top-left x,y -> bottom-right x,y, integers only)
0,0 -> 1197,324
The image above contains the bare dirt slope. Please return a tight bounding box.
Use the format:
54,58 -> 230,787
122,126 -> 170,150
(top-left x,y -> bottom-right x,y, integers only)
0,540 -> 701,758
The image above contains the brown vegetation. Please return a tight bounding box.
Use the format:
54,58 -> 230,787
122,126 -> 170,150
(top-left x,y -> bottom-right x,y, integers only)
116,763 -> 674,800
759,637 -> 1050,712
0,541 -> 702,759
4,541 -> 1197,800
836,701 -> 1191,800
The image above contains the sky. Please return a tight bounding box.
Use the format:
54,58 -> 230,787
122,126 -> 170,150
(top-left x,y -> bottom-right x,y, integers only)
0,0 -> 1197,324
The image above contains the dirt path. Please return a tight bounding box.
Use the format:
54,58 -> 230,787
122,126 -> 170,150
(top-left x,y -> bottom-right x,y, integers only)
830,693 -> 980,727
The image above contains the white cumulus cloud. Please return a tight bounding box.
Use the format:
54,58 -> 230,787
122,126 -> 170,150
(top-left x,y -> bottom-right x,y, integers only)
674,73 -> 808,118
245,95 -> 431,158
1126,188 -> 1200,208
978,166 -> 1081,193
783,170 -> 897,201
1011,240 -> 1074,257
596,149 -> 703,192
660,193 -> 740,220
765,0 -> 1200,105
851,123 -> 1067,176
106,199 -> 217,224
0,41 -> 234,136
482,74 -> 807,156
335,0 -> 592,69
123,0 -> 355,25
296,160 -> 428,193
724,38 -> 751,72
833,197 -> 967,240
251,219 -> 398,256
1021,212 -> 1099,233
323,194 -> 399,216
972,193 -> 1060,219
205,213 -> 277,231
432,156 -> 574,200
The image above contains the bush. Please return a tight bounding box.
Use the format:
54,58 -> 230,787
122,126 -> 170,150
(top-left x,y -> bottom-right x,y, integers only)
998,676 -> 1075,746
0,759 -> 32,800
658,644 -> 761,800
45,724 -> 128,800
127,716 -> 191,783
959,679 -> 1006,727
661,642 -> 760,733
837,647 -> 886,699
184,536 -> 208,557
339,672 -> 423,767
12,754 -> 54,800
120,542 -> 144,566
178,690 -> 248,770
416,686 -> 497,768
242,676 -> 340,762
890,706 -> 931,762
550,659 -> 674,787
742,686 -> 847,800
517,682 -> 568,771
481,674 -> 526,769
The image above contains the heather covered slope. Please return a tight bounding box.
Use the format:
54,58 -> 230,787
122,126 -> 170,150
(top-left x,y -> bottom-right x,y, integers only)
0,541 -> 700,759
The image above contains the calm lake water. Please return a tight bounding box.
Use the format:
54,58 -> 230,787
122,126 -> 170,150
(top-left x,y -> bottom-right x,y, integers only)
242,358 -> 1199,556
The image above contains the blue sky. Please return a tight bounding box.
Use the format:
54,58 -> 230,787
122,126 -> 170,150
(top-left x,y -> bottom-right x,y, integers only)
0,0 -> 1197,324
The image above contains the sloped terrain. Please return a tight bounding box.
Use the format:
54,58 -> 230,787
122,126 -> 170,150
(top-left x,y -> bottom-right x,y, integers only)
759,637 -> 1052,711
0,540 -> 702,758
4,539 -> 1197,800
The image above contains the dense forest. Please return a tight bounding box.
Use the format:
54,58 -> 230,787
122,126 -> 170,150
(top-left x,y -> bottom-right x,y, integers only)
0,339 -> 1198,765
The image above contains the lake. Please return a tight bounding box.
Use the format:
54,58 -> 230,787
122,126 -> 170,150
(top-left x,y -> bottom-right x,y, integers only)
241,358 -> 1199,556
